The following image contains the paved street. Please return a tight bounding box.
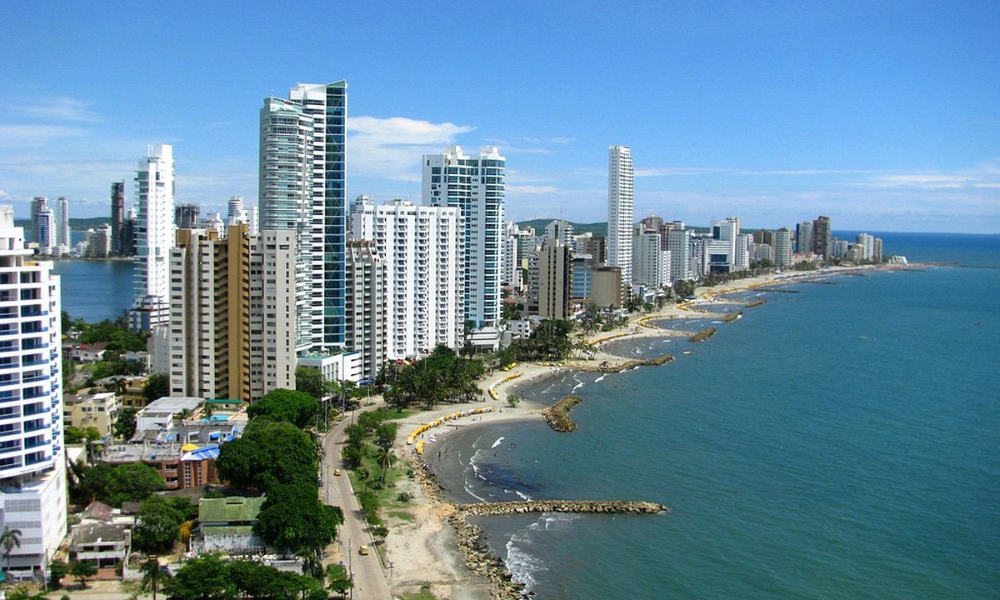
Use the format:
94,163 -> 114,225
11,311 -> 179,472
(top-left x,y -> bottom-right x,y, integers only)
321,402 -> 393,600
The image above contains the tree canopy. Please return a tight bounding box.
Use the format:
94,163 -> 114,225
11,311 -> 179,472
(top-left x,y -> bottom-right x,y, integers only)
253,482 -> 343,555
246,389 -> 320,429
163,554 -> 326,600
511,319 -> 573,362
143,374 -> 170,402
384,345 -> 484,409
96,462 -> 165,507
215,420 -> 318,493
113,406 -> 138,441
133,496 -> 195,554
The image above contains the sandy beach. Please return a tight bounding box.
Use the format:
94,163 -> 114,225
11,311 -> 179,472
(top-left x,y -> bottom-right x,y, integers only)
382,263 -> 889,598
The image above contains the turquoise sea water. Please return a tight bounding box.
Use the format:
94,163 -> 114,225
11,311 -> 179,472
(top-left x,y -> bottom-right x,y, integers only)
438,233 -> 1000,599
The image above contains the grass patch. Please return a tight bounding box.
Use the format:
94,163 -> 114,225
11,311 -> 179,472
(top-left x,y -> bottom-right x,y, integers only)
387,511 -> 416,523
400,587 -> 438,600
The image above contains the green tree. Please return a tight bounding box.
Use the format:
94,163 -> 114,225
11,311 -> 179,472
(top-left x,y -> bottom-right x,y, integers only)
215,420 -> 318,493
252,482 -> 343,555
102,462 -> 165,507
246,389 -> 320,429
133,496 -> 189,554
1,526 -> 22,573
64,426 -> 101,445
162,554 -> 235,600
48,558 -> 69,589
375,446 -> 396,484
76,462 -> 115,503
140,556 -> 171,600
374,422 -> 398,449
69,560 -> 97,589
114,406 -> 138,441
143,373 -> 170,402
325,563 -> 353,597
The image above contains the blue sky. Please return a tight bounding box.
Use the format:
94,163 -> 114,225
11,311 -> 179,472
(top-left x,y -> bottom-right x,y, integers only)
1,1 -> 997,233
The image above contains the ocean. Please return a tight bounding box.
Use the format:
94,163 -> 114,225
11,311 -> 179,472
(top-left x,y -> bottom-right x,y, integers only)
52,259 -> 134,323
432,232 -> 1000,599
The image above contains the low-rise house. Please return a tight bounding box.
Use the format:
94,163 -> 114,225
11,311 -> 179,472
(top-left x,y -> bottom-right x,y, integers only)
190,496 -> 266,555
64,341 -> 108,363
68,501 -> 135,573
64,392 -> 121,437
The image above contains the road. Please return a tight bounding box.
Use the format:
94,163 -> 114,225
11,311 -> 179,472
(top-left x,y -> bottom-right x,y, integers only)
320,402 -> 393,600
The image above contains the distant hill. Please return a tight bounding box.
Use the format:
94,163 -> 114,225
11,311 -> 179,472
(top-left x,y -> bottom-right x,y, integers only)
518,220 -> 607,237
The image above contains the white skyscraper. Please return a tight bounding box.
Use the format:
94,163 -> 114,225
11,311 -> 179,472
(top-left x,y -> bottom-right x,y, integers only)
56,196 -> 71,251
36,206 -> 56,254
632,223 -> 670,290
0,207 -> 67,575
775,228 -> 792,267
131,144 -> 175,330
366,200 -> 463,360
607,145 -> 634,286
423,146 -> 505,330
260,81 -> 349,353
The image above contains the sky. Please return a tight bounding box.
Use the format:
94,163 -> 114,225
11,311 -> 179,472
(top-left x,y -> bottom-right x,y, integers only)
1,1 -> 998,233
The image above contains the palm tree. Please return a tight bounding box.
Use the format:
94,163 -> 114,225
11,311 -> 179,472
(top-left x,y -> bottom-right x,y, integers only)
356,466 -> 373,492
376,447 -> 396,484
139,556 -> 170,600
1,526 -> 22,574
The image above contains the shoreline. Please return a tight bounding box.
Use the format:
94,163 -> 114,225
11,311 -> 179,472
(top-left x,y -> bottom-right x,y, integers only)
385,263 -> 898,599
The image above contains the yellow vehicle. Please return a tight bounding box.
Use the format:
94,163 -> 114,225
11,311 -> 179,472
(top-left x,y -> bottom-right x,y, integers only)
359,544 -> 369,556
333,468 -> 342,476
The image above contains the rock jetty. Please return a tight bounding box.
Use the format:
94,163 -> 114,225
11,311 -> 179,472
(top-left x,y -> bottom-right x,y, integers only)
746,298 -> 766,307
541,395 -> 583,432
457,499 -> 669,516
449,499 -> 668,600
688,327 -> 717,342
722,310 -> 742,322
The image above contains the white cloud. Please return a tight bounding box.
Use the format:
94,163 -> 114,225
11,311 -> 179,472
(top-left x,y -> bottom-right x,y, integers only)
507,185 -> 560,194
347,116 -> 474,181
7,97 -> 101,122
0,124 -> 89,145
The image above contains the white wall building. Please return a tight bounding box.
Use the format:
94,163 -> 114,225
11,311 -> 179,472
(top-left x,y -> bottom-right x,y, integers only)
366,200 -> 463,360
423,146 -> 505,330
775,228 -> 792,267
131,144 -> 175,330
607,145 -> 634,286
666,224 -> 693,282
249,230 -> 297,399
0,207 -> 67,576
632,223 -> 670,290
345,241 -> 385,381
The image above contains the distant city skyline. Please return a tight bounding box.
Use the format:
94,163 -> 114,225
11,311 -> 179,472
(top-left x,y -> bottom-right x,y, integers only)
1,2 -> 997,233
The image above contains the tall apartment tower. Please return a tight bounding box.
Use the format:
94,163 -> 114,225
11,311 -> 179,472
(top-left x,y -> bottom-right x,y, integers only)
131,144 -> 175,331
345,241 -> 386,380
174,203 -> 200,229
111,181 -> 126,256
544,220 -> 575,249
0,207 -> 67,575
537,239 -> 572,320
632,223 -> 670,290
29,197 -> 47,245
795,221 -> 813,254
422,145 -> 505,330
368,200 -> 463,360
36,206 -> 56,254
812,216 -> 832,258
774,228 -> 792,267
249,230 -> 298,400
55,197 -> 70,250
259,81 -> 348,353
607,145 -> 634,286
666,223 -> 693,282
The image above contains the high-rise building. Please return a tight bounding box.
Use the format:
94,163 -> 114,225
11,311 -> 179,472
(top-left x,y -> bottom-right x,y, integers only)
367,200 -> 463,360
348,195 -> 376,242
423,145 -> 505,330
131,144 -> 175,331
812,216 -> 832,259
537,239 -> 572,320
29,197 -> 47,245
249,229 -> 298,399
607,145 -> 634,286
666,223 -> 693,282
174,203 -> 200,230
0,207 -> 67,575
55,196 -> 70,251
544,220 -> 574,249
774,228 -> 792,267
795,221 -> 813,254
260,81 -> 348,353
36,206 -> 56,254
227,195 -> 245,226
86,225 -> 112,258
111,181 -> 126,256
856,233 -> 875,261
345,241 -> 386,381
167,224 -> 297,403
632,223 -> 669,290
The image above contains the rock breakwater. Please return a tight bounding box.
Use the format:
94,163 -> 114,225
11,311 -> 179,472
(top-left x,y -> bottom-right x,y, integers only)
541,395 -> 583,432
